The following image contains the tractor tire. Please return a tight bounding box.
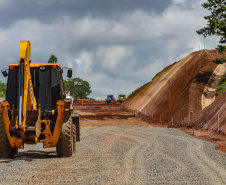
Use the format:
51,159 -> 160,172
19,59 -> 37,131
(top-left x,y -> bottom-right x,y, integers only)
72,124 -> 76,153
0,116 -> 18,159
56,115 -> 73,157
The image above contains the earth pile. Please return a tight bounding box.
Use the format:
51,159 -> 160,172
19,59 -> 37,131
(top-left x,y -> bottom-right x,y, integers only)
194,92 -> 226,134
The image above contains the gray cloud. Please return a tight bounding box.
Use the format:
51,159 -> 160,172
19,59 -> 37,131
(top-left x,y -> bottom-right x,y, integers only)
0,0 -> 172,29
0,0 -> 220,99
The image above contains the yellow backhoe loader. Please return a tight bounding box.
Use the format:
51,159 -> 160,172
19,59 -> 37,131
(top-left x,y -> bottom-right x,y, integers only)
0,41 -> 80,158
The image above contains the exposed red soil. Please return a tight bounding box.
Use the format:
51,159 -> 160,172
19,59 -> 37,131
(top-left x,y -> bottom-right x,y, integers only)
121,50 -> 225,135
122,50 -> 218,123
74,105 -> 151,127
193,92 -> 226,134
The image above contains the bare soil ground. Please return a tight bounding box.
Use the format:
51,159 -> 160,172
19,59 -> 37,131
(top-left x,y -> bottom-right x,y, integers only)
74,102 -> 226,153
75,103 -> 151,127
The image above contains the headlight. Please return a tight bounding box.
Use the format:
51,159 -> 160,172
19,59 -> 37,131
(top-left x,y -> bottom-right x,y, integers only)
40,66 -> 45,70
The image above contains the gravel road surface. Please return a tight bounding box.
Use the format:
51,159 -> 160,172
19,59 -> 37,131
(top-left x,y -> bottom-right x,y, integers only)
0,126 -> 226,184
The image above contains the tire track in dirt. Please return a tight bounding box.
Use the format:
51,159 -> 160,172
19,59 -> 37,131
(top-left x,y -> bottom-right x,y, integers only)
172,134 -> 226,183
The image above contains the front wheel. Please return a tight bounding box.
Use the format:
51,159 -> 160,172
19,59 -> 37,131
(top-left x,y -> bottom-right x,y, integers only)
0,116 -> 18,159
56,116 -> 74,157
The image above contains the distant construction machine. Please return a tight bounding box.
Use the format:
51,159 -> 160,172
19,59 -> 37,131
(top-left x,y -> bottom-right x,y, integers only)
105,95 -> 116,104
0,41 -> 80,158
117,94 -> 126,103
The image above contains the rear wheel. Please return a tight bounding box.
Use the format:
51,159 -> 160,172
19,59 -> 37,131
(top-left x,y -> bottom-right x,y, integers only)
0,116 -> 18,159
56,115 -> 73,157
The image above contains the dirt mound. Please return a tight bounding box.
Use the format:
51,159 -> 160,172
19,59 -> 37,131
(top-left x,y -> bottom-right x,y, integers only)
193,92 -> 226,134
122,50 -> 218,123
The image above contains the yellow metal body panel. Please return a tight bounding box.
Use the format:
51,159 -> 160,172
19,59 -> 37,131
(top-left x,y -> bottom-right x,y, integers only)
43,100 -> 70,148
39,120 -> 53,143
0,41 -> 41,148
18,41 -> 38,131
0,101 -> 23,148
9,63 -> 61,67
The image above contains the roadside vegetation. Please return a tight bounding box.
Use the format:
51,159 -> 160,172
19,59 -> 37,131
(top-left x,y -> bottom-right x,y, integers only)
197,0 -> 226,94
151,72 -> 160,81
128,71 -> 162,99
216,73 -> 226,96
64,77 -> 92,99
0,81 -> 6,97
127,81 -> 150,99
48,55 -> 58,63
197,0 -> 226,65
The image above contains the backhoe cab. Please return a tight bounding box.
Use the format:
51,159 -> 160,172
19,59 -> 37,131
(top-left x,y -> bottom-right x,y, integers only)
0,41 -> 80,158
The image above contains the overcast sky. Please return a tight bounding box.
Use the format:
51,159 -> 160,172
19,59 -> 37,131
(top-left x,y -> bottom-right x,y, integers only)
0,0 -> 220,99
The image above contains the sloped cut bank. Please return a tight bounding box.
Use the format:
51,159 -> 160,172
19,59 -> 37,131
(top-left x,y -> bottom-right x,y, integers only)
122,50 -> 218,123
194,92 -> 226,135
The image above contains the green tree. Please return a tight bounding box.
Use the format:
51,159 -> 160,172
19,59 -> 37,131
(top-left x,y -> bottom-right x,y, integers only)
0,81 -> 7,97
216,73 -> 226,96
64,78 -> 92,99
48,55 -> 58,63
197,0 -> 226,62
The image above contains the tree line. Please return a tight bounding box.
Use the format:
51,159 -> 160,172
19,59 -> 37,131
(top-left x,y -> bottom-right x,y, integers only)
0,77 -> 92,99
197,0 -> 226,95
63,78 -> 92,99
0,55 -> 92,99
197,0 -> 226,64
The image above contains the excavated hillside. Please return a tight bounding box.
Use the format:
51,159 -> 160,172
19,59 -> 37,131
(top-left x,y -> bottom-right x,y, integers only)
194,92 -> 226,134
122,50 -> 219,124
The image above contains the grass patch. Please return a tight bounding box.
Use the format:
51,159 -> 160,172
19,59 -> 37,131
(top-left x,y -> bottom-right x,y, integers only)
216,73 -> 226,96
127,81 -> 150,99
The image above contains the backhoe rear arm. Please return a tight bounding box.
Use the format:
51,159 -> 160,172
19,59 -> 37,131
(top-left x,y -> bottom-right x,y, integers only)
18,41 -> 37,130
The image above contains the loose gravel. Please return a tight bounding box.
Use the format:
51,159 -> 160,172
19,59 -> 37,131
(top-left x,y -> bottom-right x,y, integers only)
0,126 -> 226,184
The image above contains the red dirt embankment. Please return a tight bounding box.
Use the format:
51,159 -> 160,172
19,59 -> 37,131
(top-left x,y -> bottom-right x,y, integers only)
122,50 -> 218,123
189,92 -> 226,152
194,92 -> 226,134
